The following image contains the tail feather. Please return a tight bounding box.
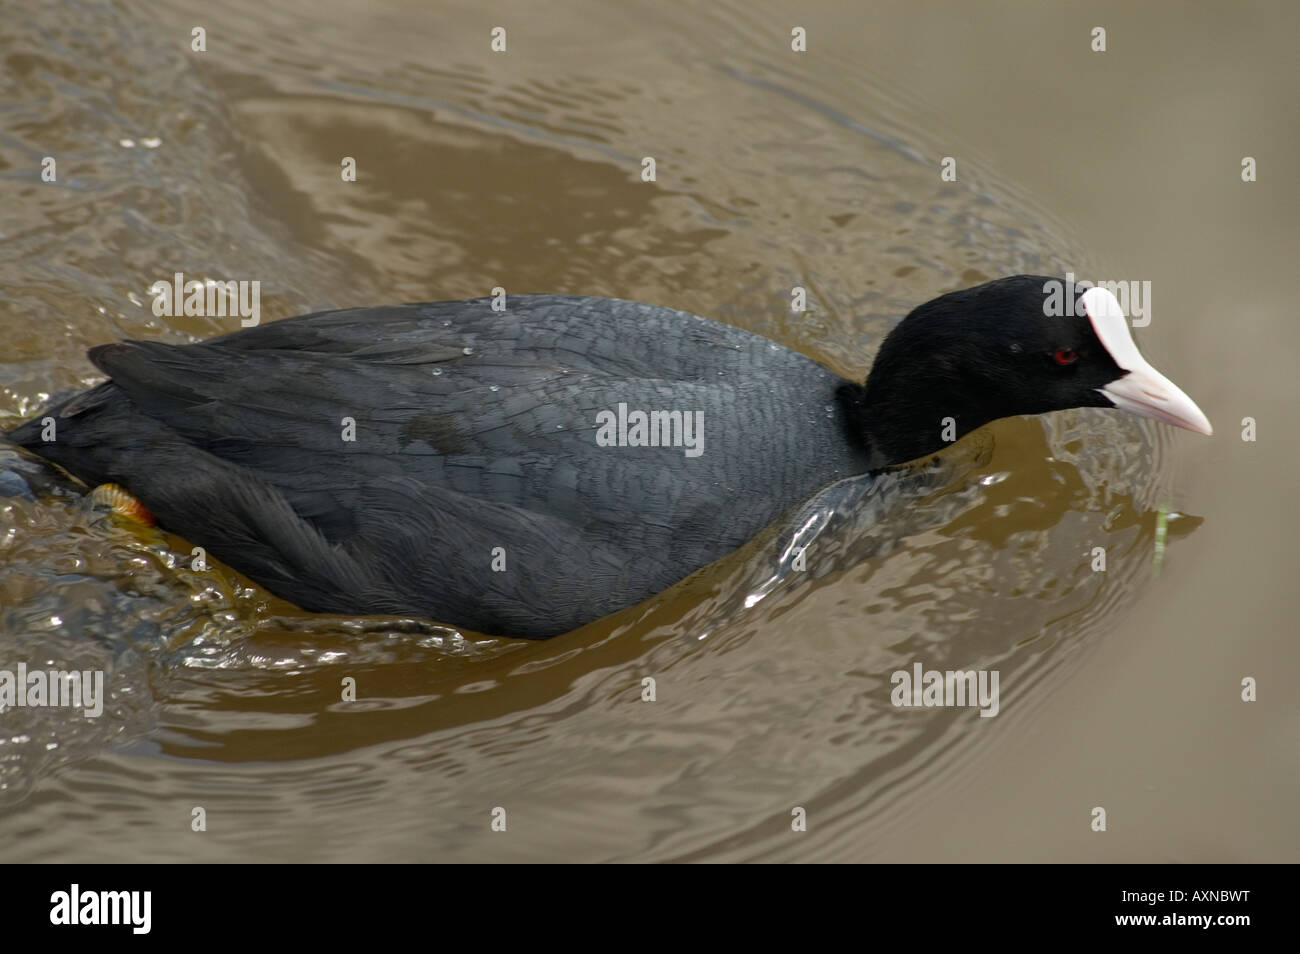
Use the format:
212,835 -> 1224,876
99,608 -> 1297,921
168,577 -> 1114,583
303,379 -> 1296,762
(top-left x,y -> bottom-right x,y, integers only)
4,381 -> 136,488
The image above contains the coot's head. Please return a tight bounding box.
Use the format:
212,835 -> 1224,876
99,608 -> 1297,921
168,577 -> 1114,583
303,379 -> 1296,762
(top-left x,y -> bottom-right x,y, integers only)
856,275 -> 1212,466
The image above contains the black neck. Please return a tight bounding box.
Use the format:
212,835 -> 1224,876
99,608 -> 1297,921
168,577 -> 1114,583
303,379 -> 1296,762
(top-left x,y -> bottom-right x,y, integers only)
837,373 -> 992,469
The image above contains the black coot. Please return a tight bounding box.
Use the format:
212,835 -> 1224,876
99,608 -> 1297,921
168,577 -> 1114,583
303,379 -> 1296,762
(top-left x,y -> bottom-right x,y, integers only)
5,276 -> 1211,638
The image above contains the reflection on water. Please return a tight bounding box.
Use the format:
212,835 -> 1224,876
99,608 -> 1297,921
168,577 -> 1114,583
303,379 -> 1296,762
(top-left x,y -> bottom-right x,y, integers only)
0,0 -> 1205,861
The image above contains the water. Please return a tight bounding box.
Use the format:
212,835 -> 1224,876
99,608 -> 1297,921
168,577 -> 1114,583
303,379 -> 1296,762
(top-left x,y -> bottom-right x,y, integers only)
0,0 -> 1295,861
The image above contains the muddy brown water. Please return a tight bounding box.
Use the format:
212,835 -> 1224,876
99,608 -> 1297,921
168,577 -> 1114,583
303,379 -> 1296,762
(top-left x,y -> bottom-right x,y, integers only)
0,0 -> 1296,862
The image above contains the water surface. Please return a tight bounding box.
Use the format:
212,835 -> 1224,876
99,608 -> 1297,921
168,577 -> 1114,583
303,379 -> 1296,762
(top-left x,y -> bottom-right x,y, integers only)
1,0 -> 1295,862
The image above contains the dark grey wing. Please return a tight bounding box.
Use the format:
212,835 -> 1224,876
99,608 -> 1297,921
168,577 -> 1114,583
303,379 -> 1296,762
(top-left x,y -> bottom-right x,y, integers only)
13,296 -> 862,636
204,295 -> 781,381
83,338 -> 775,531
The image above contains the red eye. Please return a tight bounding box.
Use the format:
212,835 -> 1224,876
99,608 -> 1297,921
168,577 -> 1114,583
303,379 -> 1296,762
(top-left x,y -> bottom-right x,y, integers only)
1053,348 -> 1078,366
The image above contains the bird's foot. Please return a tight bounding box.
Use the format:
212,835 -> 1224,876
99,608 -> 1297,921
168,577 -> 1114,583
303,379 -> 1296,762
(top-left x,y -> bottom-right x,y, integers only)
89,483 -> 156,527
